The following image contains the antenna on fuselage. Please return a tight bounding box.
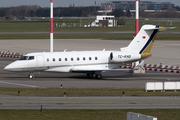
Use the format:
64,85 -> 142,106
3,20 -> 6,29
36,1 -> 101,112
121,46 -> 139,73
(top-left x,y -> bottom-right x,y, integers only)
50,0 -> 53,52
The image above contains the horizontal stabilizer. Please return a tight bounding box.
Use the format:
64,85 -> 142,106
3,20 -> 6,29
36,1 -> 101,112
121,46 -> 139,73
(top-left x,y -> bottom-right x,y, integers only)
144,26 -> 176,31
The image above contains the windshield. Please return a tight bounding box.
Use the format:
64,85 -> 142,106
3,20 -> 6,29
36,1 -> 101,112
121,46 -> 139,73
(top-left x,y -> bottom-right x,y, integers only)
28,56 -> 34,60
19,56 -> 34,60
19,56 -> 28,60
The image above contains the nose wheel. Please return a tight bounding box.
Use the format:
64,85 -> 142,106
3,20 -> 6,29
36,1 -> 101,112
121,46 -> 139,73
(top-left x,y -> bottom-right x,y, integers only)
28,72 -> 34,79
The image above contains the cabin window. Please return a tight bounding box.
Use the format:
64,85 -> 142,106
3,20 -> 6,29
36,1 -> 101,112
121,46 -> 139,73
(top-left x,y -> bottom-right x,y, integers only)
77,57 -> 80,61
95,57 -> 98,60
71,58 -> 74,61
83,57 -> 86,61
53,58 -> 55,62
47,58 -> 49,62
89,57 -> 92,60
59,58 -> 61,61
65,58 -> 68,61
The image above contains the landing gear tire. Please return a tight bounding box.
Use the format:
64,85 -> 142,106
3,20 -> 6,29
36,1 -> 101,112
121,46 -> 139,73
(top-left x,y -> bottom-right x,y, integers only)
95,74 -> 102,79
87,73 -> 94,78
27,72 -> 34,79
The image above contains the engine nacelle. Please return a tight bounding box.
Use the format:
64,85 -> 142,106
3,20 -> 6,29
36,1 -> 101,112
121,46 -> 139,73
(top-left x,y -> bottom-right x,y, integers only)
110,51 -> 141,63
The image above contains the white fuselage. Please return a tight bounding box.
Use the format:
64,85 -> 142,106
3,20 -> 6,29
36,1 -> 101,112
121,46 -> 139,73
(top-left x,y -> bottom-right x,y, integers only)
4,50 -> 141,73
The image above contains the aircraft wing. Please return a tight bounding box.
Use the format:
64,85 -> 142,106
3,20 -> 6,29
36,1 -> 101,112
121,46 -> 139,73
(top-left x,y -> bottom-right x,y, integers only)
70,65 -> 134,73
70,68 -> 132,72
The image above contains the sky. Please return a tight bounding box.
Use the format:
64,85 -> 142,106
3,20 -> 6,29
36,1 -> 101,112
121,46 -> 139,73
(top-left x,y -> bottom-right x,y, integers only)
0,0 -> 179,8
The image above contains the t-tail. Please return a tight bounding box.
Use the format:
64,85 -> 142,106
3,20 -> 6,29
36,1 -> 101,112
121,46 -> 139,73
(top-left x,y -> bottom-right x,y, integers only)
121,25 -> 175,59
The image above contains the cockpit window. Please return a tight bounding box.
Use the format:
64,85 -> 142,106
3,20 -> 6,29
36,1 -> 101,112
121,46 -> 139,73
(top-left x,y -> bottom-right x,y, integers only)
19,56 -> 28,60
28,56 -> 34,60
19,56 -> 34,60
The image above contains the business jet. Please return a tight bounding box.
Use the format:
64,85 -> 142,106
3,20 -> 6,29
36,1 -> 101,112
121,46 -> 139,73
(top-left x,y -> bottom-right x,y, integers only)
4,25 -> 170,79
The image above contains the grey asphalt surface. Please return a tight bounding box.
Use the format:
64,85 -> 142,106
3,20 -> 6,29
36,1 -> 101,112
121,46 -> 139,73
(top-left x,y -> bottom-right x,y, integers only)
1,39 -> 180,65
0,39 -> 180,109
1,96 -> 180,109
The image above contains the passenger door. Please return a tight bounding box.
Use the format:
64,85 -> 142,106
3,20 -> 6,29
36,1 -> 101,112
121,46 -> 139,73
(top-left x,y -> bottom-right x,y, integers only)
36,55 -> 44,70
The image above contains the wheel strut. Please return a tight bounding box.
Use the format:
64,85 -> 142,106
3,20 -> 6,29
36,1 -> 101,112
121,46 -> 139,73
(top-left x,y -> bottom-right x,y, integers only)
28,72 -> 34,79
87,73 -> 94,78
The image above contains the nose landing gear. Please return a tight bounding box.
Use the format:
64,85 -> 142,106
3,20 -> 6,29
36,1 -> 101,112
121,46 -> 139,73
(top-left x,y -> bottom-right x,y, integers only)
28,72 -> 34,79
87,73 -> 94,78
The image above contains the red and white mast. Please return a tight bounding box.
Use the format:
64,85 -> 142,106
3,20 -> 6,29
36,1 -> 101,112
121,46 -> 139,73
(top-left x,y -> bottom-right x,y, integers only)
50,0 -> 53,52
135,0 -> 139,35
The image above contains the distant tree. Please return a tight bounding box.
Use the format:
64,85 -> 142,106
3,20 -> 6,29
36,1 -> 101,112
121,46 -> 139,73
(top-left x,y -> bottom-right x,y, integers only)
126,9 -> 131,17
165,8 -> 179,18
116,18 -> 126,25
19,10 -> 25,16
43,9 -> 50,17
0,9 -> 6,17
35,9 -> 43,17
174,6 -> 180,11
154,8 -> 179,18
59,6 -> 99,17
0,6 -> 100,17
112,9 -> 124,17
29,10 -> 35,17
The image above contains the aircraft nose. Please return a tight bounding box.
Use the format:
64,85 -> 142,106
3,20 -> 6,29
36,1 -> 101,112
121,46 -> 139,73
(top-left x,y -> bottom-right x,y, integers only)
4,64 -> 14,71
4,62 -> 23,71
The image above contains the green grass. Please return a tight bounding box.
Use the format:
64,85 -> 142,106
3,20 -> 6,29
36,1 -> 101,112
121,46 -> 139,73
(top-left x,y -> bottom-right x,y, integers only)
0,20 -> 179,40
0,109 -> 179,120
0,87 -> 179,97
0,33 -> 179,40
0,20 -> 179,32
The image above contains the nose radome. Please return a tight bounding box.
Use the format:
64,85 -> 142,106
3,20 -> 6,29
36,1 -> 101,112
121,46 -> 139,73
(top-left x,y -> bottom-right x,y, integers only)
4,64 -> 14,71
4,61 -> 24,71
4,65 -> 9,70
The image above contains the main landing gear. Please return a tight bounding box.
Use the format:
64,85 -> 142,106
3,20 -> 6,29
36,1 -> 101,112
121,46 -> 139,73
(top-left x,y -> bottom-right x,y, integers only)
87,73 -> 102,79
27,72 -> 34,79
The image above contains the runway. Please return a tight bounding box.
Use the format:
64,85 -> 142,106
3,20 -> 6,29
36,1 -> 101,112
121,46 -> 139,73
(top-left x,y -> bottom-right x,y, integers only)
0,96 -> 180,109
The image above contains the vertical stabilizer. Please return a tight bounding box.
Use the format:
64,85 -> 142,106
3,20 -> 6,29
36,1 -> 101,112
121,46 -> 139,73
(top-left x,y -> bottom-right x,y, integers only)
121,25 -> 161,59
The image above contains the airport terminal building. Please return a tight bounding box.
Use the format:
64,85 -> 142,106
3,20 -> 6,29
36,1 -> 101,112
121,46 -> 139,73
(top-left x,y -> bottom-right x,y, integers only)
101,1 -> 175,11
